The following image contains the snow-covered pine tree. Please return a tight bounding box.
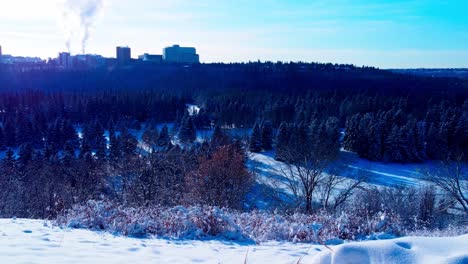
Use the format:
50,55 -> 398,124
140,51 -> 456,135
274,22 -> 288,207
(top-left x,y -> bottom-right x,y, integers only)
249,122 -> 263,153
157,125 -> 171,147
178,113 -> 197,143
142,126 -> 159,149
275,122 -> 290,161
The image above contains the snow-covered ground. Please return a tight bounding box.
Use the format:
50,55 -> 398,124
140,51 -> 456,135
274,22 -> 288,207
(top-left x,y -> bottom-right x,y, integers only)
311,234 -> 468,264
249,150 -> 435,189
1,219 -> 466,264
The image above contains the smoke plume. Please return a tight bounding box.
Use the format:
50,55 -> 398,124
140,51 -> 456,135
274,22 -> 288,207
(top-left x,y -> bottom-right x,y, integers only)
61,0 -> 104,54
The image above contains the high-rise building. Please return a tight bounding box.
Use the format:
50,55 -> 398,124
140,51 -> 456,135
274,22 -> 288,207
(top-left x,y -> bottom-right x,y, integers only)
58,52 -> 71,67
0,45 -> 2,57
163,45 -> 199,64
116,46 -> 131,64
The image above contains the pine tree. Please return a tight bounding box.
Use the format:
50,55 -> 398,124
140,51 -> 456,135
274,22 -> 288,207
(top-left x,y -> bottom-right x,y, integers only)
249,122 -> 263,153
119,128 -> 138,155
275,122 -> 290,161
4,119 -> 16,148
109,127 -> 121,161
142,126 -> 159,149
178,114 -> 197,143
290,123 -> 309,160
4,148 -> 15,167
323,117 -> 341,160
62,141 -> 75,165
95,135 -> 107,160
261,120 -> 274,151
0,126 -> 5,151
79,138 -> 92,159
385,125 -> 404,162
368,126 -> 383,160
426,123 -> 439,159
62,119 -> 78,145
157,125 -> 171,147
18,143 -> 33,166
211,125 -> 229,147
343,114 -> 360,152
454,112 -> 467,159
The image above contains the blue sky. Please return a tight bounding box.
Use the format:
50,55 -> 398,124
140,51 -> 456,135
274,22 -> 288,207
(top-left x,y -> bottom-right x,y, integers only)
0,0 -> 467,68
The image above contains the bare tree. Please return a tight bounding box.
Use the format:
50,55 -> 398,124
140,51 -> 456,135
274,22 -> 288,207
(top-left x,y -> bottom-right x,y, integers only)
318,167 -> 368,211
262,146 -> 368,213
422,155 -> 467,214
269,148 -> 334,212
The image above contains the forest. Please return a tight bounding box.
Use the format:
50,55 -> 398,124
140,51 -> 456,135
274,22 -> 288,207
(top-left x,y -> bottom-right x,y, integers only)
0,62 -> 466,231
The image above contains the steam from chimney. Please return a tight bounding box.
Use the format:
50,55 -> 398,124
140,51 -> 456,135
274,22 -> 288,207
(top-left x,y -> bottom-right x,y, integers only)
61,0 -> 104,54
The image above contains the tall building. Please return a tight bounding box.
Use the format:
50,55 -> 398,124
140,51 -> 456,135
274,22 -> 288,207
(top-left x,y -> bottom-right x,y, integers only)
58,52 -> 71,67
163,45 -> 199,64
0,45 -> 2,57
116,46 -> 131,64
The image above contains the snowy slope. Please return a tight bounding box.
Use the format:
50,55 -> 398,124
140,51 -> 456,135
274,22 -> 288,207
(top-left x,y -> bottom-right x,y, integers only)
1,219 -> 467,264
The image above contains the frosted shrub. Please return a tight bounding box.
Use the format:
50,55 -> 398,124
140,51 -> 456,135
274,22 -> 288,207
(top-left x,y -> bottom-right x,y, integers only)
54,200 -> 455,243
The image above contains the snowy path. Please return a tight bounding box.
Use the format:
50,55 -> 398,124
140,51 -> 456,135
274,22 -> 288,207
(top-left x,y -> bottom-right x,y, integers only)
1,219 -> 467,264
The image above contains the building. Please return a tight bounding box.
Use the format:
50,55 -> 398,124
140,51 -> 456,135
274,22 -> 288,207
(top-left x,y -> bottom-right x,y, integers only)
163,45 -> 199,64
0,45 -> 2,57
116,46 -> 131,64
138,53 -> 163,63
0,55 -> 43,64
58,52 -> 71,67
75,54 -> 107,68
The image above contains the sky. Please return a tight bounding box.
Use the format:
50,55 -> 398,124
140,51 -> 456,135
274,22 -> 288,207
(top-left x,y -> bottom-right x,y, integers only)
0,0 -> 467,68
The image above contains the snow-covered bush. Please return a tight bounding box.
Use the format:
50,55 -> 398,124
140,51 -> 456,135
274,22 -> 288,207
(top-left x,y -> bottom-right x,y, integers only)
54,199 -> 456,243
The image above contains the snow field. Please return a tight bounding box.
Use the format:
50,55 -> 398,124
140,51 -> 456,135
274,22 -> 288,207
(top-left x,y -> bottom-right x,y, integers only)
1,219 -> 467,264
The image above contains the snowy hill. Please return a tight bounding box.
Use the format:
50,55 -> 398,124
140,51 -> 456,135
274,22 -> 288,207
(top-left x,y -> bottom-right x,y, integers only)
1,218 -> 467,264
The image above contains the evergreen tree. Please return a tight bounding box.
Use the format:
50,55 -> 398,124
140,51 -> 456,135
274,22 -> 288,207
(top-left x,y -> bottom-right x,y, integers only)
142,126 -> 159,149
62,119 -> 78,146
109,127 -> 121,161
157,125 -> 171,147
4,148 -> 15,166
261,120 -> 274,151
62,141 -> 75,165
119,128 -> 138,156
178,114 -> 197,143
275,122 -> 290,161
4,120 -> 16,148
323,117 -> 341,160
368,118 -> 383,160
211,125 -> 229,147
426,123 -> 440,159
18,143 -> 33,166
0,126 -> 5,151
249,122 -> 263,153
454,112 -> 467,159
385,125 -> 404,162
79,138 -> 92,159
290,123 -> 309,160
343,114 -> 360,152
95,135 -> 107,160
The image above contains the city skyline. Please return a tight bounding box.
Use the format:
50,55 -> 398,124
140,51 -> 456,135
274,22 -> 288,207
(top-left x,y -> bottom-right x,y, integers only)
1,0 -> 467,68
